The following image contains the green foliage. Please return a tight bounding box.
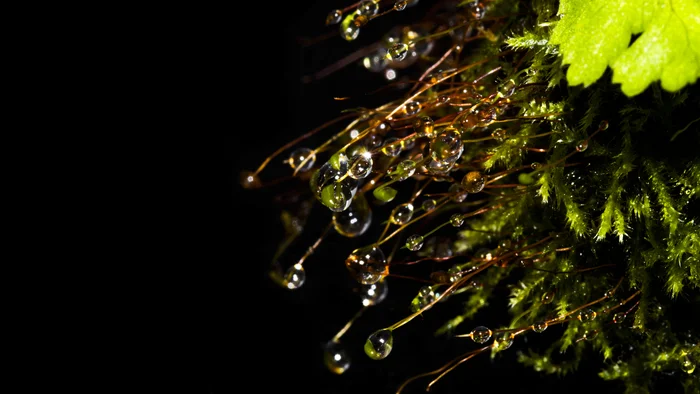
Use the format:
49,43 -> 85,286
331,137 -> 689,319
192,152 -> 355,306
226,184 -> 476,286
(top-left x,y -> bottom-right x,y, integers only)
550,0 -> 700,96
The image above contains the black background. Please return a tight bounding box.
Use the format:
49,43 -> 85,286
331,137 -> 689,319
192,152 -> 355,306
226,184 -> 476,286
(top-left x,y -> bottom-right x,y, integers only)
217,1 -> 680,393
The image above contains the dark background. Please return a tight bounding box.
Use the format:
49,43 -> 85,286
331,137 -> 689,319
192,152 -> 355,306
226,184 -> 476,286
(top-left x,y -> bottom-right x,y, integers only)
217,1 -> 681,393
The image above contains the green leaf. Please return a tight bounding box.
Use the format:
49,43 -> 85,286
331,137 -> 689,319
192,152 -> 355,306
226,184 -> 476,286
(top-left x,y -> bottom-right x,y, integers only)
550,0 -> 700,96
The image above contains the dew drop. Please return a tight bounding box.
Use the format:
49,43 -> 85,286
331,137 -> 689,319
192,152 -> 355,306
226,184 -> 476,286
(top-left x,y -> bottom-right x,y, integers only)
391,203 -> 414,225
348,153 -> 374,179
413,116 -> 435,137
324,341 -> 351,374
345,245 -> 388,285
471,326 -> 492,344
576,140 -> 588,152
578,308 -> 597,322
406,234 -> 424,251
532,321 -> 548,333
360,279 -> 388,306
387,43 -> 409,62
364,329 -> 393,360
239,171 -> 262,189
491,128 -> 507,142
390,160 -> 416,181
333,194 -> 372,237
494,332 -> 514,350
462,171 -> 486,193
288,148 -> 316,172
450,213 -> 464,227
358,0 -> 379,16
381,137 -> 401,157
326,9 -> 343,25
422,199 -> 437,212
404,100 -> 421,116
284,264 -> 306,290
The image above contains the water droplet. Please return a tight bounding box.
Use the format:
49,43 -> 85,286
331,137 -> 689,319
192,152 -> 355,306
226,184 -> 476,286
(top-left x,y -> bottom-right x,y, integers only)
578,308 -> 597,322
363,49 -> 388,72
612,312 -> 626,324
471,326 -> 492,344
390,160 -> 416,181
430,127 -> 463,162
394,0 -> 407,11
582,330 -> 598,340
333,194 -> 372,237
361,280 -> 388,306
239,171 -> 262,189
494,332 -> 514,350
353,14 -> 370,27
462,171 -> 486,193
599,120 -> 609,131
326,9 -> 343,25
381,137 -> 402,157
310,160 -> 358,207
459,112 -> 479,131
341,22 -> 360,41
491,128 -> 507,142
284,264 -> 306,289
448,264 -> 462,282
348,153 -> 374,179
468,1 -> 486,19
681,355 -> 695,374
288,148 -> 316,172
541,290 -> 555,304
426,156 -> 458,175
391,203 -> 414,225
404,100 -> 421,116
346,245 -> 388,285
419,285 -> 435,299
576,140 -> 588,152
532,321 -> 548,333
358,1 -> 379,16
406,234 -> 424,251
449,184 -> 468,202
384,68 -> 397,80
387,43 -> 409,62
497,78 -> 516,97
422,199 -> 436,212
324,341 -> 351,374
413,116 -> 435,137
438,94 -> 450,104
364,329 -> 393,360
321,182 -> 354,212
450,213 -> 464,227
531,162 -> 542,170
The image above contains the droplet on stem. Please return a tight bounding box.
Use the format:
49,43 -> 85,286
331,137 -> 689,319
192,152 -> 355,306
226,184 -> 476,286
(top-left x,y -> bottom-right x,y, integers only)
324,341 -> 351,374
421,199 -> 436,212
391,203 -> 414,225
364,329 -> 393,360
406,234 -> 424,251
284,264 -> 306,290
345,245 -> 388,285
326,9 -> 343,25
471,326 -> 492,344
532,321 -> 548,333
450,213 -> 464,227
288,148 -> 316,172
578,308 -> 597,322
360,280 -> 388,306
576,140 -> 588,152
387,43 -> 409,62
462,171 -> 486,193
348,153 -> 373,179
